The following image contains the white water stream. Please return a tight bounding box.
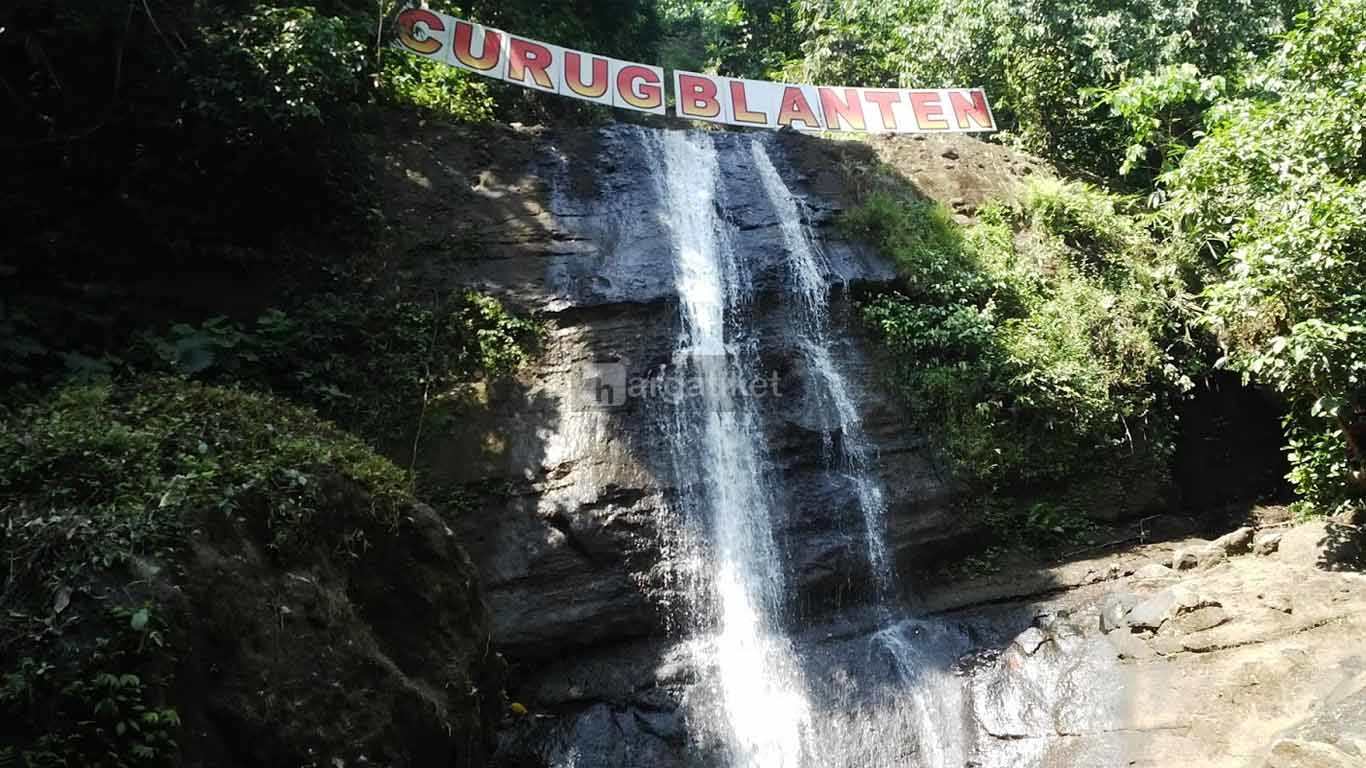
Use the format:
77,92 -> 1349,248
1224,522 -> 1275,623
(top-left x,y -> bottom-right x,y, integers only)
640,127 -> 972,768
647,129 -> 813,767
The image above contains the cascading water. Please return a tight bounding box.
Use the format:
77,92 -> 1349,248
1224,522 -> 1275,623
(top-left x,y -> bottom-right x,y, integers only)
526,122 -> 1119,768
749,138 -> 894,602
645,128 -> 814,767
640,127 -> 976,768
750,136 -> 971,768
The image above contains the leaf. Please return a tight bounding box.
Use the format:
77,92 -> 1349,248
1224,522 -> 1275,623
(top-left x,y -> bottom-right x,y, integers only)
130,608 -> 150,632
174,340 -> 217,375
53,586 -> 72,615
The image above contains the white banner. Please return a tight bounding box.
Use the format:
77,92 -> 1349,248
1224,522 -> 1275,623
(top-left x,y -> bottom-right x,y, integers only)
393,8 -> 995,132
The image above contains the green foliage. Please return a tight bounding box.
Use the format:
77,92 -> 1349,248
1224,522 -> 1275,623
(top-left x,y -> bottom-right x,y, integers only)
379,54 -> 496,122
139,291 -> 542,441
191,6 -> 368,131
786,0 -> 1299,175
853,179 -> 1191,530
463,0 -> 663,63
1163,0 -> 1366,516
0,377 -> 415,765
2,633 -> 181,768
1096,63 -> 1227,180
1,379 -> 414,553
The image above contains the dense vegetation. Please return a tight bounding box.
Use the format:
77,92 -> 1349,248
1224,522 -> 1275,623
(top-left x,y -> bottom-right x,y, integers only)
3,3 -> 546,764
3,0 -> 1364,761
0,378 -> 415,766
658,0 -> 1362,520
849,180 -> 1193,542
763,0 -> 1362,524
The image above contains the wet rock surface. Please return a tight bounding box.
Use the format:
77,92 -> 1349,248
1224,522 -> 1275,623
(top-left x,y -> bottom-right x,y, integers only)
406,125 -> 963,667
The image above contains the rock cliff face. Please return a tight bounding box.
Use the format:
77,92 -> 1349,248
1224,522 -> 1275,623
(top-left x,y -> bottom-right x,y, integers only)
378,121 -> 985,763
376,115 -> 1365,767
385,123 -> 963,649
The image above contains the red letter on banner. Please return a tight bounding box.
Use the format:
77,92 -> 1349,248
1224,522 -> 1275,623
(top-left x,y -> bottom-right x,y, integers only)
678,74 -> 722,119
777,87 -> 821,130
819,88 -> 867,131
948,90 -> 994,131
909,91 -> 949,130
453,20 -> 502,72
564,52 -> 609,99
862,90 -> 902,131
507,37 -> 555,90
396,9 -> 446,56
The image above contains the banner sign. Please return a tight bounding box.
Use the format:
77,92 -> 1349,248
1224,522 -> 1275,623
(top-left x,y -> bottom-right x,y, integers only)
393,8 -> 997,134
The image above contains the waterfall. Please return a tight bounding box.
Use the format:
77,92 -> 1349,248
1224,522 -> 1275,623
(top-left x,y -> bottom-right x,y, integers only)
750,137 -> 971,768
749,138 -> 894,602
631,127 -> 971,768
646,128 -> 814,768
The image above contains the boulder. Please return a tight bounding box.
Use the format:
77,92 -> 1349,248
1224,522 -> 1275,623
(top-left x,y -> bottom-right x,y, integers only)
1108,631 -> 1156,661
1012,626 -> 1050,655
1128,586 -> 1220,632
1133,562 -> 1175,580
1254,532 -> 1283,556
1173,536 -> 1246,570
1279,520 -> 1365,570
1211,526 -> 1255,555
1264,739 -> 1361,768
1099,592 -> 1139,633
1333,504 -> 1365,527
1171,606 -> 1231,635
1172,548 -> 1203,570
1128,590 -> 1179,631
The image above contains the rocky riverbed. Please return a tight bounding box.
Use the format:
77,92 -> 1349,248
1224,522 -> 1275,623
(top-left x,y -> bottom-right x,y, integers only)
921,514 -> 1366,767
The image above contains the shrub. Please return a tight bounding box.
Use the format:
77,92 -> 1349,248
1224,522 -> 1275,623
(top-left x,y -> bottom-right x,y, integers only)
138,290 -> 542,443
379,54 -> 496,123
1163,0 -> 1366,516
787,0 -> 1298,176
853,178 -> 1192,541
0,377 -> 417,766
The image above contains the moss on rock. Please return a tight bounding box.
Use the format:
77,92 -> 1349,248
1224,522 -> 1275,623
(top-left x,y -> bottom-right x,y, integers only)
1,377 -> 501,767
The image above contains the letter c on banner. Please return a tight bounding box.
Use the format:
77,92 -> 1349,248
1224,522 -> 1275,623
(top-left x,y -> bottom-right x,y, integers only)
396,9 -> 446,56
